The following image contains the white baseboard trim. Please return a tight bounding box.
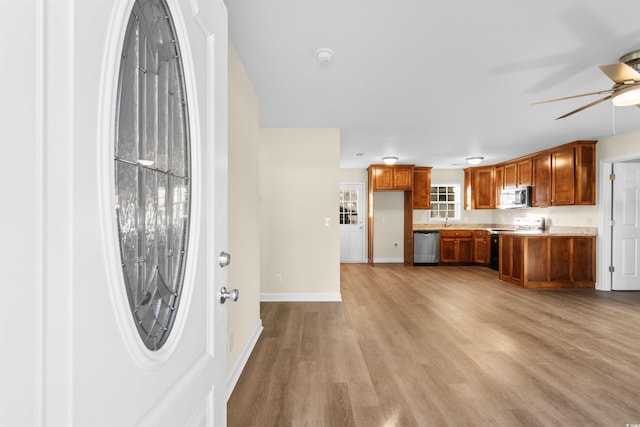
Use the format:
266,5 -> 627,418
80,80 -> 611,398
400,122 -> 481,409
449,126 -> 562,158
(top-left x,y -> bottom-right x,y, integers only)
260,293 -> 343,302
226,319 -> 263,401
373,257 -> 404,263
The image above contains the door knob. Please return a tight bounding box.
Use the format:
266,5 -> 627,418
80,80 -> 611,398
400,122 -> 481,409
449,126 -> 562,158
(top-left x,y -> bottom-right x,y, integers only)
219,286 -> 239,304
218,251 -> 231,267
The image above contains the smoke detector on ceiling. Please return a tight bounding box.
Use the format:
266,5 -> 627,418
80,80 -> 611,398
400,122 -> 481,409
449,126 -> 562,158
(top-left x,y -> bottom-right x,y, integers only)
315,48 -> 334,63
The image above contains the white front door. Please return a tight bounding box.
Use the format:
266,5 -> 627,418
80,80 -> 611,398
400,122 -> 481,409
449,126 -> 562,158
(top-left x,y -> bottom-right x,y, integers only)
0,0 -> 229,426
612,162 -> 640,291
340,183 -> 366,263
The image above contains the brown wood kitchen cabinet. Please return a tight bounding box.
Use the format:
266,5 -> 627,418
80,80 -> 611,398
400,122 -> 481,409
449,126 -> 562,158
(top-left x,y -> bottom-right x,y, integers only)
532,152 -> 552,207
532,141 -> 596,207
499,234 -> 524,286
499,234 -> 595,289
464,166 -> 495,209
439,230 -> 473,264
368,164 -> 414,191
503,162 -> 517,188
473,230 -> 490,265
412,167 -> 432,209
517,158 -> 533,187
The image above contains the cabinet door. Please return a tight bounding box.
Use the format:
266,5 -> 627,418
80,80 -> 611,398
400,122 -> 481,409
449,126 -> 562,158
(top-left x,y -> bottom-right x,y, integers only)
394,167 -> 414,190
372,167 -> 394,190
574,142 -> 596,205
464,168 -> 473,210
412,167 -> 431,209
532,153 -> 551,207
440,238 -> 457,263
494,166 -> 504,208
517,158 -> 532,187
473,167 -> 495,209
510,236 -> 524,285
473,236 -> 489,264
572,237 -> 595,282
551,147 -> 575,205
503,162 -> 517,188
458,239 -> 473,263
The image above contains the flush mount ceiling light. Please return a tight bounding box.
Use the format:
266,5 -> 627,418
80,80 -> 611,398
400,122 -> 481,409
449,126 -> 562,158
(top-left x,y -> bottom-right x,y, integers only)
315,48 -> 334,63
382,156 -> 399,165
465,156 -> 484,165
612,85 -> 640,106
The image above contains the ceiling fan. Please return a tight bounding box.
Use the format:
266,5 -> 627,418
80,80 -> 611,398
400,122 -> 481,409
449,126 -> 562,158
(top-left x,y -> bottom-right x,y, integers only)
534,50 -> 640,119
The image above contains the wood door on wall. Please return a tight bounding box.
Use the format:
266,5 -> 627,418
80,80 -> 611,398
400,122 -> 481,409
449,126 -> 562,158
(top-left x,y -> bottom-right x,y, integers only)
0,1 -> 230,425
612,162 -> 640,291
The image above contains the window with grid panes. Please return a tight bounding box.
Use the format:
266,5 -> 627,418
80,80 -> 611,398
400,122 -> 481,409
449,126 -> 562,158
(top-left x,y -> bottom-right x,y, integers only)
430,184 -> 460,220
339,189 -> 359,224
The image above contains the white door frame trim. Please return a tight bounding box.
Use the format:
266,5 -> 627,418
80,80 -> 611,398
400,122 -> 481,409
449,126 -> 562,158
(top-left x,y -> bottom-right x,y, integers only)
340,181 -> 367,263
598,152 -> 640,291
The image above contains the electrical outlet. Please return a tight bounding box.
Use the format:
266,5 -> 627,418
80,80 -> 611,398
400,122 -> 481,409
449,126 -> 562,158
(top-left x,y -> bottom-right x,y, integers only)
275,273 -> 282,284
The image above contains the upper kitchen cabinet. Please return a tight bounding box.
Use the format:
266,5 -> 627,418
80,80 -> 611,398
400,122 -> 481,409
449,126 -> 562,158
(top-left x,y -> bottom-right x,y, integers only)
517,158 -> 533,187
368,164 -> 414,191
503,162 -> 517,188
464,166 -> 495,209
532,153 -> 552,207
412,167 -> 432,209
503,158 -> 532,188
532,141 -> 596,207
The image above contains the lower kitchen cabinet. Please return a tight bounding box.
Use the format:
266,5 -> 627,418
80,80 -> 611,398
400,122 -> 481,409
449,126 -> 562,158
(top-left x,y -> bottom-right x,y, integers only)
439,230 -> 473,264
473,230 -> 490,265
499,234 -> 595,289
499,234 -> 523,286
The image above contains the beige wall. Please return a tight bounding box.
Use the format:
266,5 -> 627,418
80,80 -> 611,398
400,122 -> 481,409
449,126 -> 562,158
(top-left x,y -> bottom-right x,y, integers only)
598,129 -> 640,162
372,192 -> 405,261
227,42 -> 262,373
259,128 -> 341,298
339,168 -> 367,184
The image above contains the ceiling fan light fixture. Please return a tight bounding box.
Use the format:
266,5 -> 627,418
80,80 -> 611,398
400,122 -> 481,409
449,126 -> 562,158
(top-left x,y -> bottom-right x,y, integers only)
382,156 -> 399,165
465,156 -> 484,165
612,85 -> 640,106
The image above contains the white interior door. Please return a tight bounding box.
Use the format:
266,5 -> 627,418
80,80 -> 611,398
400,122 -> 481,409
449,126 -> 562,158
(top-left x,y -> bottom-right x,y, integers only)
0,0 -> 229,426
612,162 -> 640,291
340,183 -> 366,263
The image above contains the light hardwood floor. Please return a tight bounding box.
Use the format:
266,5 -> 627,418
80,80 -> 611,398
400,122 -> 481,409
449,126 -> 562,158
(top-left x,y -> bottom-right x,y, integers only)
228,264 -> 640,426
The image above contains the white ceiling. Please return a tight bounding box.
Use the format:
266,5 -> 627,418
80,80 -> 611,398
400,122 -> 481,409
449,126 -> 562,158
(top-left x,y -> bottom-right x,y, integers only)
225,0 -> 640,169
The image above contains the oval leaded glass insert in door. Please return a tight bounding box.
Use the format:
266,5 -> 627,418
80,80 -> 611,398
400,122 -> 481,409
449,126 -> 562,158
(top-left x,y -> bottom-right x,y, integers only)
115,0 -> 191,351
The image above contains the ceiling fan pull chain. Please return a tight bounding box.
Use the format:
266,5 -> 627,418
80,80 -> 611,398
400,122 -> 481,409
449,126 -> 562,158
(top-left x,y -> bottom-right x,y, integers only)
611,102 -> 616,136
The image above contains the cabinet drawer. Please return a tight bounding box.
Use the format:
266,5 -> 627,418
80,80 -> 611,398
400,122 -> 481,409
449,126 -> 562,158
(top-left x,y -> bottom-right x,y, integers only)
440,230 -> 473,238
474,230 -> 489,238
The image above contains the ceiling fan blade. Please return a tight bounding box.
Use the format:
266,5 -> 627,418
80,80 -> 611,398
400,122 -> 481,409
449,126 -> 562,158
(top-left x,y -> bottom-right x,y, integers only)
532,89 -> 613,105
599,63 -> 640,83
555,95 -> 612,119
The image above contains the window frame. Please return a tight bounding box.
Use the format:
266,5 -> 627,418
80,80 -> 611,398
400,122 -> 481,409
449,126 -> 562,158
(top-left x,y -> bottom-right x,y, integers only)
429,182 -> 461,222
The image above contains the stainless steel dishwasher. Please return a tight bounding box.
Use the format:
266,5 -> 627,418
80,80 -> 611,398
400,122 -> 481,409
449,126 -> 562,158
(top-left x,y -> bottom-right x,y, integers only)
413,230 -> 439,265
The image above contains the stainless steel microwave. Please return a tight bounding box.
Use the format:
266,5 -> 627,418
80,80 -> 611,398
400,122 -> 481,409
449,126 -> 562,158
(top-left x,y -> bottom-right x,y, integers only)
500,186 -> 532,209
